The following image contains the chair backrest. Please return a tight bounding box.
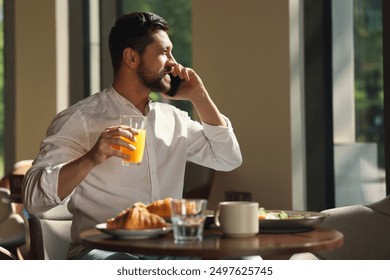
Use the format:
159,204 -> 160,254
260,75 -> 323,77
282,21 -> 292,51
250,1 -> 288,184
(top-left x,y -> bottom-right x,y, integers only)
25,204 -> 72,260
8,174 -> 24,203
0,246 -> 16,260
0,188 -> 12,222
316,196 -> 390,259
0,188 -> 25,256
183,162 -> 215,199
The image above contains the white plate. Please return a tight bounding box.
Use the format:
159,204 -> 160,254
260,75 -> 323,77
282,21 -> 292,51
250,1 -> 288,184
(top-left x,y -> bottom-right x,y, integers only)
96,223 -> 172,239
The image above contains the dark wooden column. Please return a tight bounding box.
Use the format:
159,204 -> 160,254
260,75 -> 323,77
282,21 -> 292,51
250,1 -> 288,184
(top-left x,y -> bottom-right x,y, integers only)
383,0 -> 390,195
304,0 -> 335,211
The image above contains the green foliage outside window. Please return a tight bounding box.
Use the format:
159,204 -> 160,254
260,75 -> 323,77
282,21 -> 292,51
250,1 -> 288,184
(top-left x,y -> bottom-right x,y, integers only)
354,0 -> 384,167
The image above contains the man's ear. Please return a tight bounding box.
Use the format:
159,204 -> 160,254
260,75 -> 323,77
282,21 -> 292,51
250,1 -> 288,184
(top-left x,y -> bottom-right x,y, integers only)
123,47 -> 139,68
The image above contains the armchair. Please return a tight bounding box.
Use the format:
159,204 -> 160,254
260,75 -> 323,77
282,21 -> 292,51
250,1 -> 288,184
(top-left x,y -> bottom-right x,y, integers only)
291,195 -> 390,260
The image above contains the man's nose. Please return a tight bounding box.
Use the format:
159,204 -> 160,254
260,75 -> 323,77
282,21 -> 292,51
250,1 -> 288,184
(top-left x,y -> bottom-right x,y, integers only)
166,58 -> 177,67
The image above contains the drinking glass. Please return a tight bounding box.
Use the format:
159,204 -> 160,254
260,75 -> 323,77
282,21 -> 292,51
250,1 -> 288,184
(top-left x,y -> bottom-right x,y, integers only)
170,199 -> 207,243
119,115 -> 147,166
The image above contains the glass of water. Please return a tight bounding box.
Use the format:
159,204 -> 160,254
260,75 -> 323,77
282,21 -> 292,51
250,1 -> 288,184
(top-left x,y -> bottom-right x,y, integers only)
170,199 -> 207,243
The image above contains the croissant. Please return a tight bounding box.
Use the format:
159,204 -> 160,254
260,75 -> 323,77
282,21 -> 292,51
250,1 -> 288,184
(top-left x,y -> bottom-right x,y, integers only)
107,203 -> 167,230
146,198 -> 173,218
171,200 -> 197,215
147,198 -> 198,217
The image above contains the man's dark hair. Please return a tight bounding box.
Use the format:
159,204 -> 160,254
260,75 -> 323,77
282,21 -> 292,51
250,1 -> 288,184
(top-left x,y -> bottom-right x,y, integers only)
109,12 -> 169,74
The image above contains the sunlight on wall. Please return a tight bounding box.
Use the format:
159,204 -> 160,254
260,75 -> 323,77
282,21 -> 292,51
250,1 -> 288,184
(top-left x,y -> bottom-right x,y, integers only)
55,0 -> 69,113
290,0 -> 306,210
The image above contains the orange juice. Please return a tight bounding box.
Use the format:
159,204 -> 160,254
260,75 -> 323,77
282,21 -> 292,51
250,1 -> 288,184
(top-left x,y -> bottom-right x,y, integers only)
119,129 -> 146,165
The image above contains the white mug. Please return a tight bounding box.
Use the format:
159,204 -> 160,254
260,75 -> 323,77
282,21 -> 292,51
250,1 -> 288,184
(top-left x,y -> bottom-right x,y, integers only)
214,201 -> 259,238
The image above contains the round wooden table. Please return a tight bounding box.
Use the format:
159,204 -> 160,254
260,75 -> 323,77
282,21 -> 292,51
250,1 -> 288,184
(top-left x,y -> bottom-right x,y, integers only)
80,227 -> 343,259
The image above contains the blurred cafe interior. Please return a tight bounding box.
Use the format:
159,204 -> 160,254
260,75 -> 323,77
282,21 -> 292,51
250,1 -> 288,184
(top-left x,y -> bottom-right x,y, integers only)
0,0 -> 389,260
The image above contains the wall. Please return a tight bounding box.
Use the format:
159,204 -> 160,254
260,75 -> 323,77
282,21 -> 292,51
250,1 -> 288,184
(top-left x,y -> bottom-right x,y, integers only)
193,0 -> 293,209
14,0 -> 58,161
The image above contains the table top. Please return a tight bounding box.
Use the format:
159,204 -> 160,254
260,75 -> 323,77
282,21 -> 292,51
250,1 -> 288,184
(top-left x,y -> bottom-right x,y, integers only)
80,227 -> 344,259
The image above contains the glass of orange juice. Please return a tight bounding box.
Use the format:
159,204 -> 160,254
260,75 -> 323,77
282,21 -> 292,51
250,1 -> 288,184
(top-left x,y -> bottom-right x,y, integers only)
119,115 -> 147,166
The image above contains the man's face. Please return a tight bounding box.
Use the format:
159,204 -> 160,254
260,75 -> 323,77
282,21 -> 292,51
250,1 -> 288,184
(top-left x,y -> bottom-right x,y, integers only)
136,30 -> 175,93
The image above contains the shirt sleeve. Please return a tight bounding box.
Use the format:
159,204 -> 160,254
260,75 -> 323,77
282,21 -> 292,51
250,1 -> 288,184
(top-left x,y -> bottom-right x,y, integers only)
187,115 -> 243,171
23,162 -> 68,213
22,109 -> 88,214
202,116 -> 235,143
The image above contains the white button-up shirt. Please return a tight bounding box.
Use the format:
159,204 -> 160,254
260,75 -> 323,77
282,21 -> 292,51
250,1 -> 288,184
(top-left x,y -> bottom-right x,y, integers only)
23,86 -> 242,246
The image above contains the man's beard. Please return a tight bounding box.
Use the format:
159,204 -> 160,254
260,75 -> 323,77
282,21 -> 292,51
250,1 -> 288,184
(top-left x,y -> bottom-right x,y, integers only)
137,60 -> 171,93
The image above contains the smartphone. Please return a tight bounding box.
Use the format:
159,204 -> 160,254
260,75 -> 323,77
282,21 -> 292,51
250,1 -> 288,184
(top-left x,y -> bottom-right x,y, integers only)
166,74 -> 182,96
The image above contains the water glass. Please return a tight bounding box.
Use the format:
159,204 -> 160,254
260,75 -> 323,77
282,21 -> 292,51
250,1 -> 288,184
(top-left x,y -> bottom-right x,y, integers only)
170,199 -> 207,243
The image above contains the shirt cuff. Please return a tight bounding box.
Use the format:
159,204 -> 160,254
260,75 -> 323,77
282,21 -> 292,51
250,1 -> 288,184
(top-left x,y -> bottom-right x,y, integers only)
41,162 -> 69,204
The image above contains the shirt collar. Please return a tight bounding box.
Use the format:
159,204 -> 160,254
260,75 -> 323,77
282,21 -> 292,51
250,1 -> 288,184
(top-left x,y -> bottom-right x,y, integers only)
109,85 -> 153,115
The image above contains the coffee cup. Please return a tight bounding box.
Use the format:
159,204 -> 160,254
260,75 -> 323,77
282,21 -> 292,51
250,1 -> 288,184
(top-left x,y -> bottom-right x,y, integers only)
214,201 -> 259,238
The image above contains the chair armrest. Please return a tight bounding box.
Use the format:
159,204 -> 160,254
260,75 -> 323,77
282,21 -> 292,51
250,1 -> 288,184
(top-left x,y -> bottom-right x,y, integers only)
0,246 -> 16,260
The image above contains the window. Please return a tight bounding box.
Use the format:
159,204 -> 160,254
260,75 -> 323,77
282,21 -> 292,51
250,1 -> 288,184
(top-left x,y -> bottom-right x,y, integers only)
304,0 -> 386,210
332,0 -> 386,206
333,0 -> 385,207
353,0 -> 385,203
354,0 -> 384,168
